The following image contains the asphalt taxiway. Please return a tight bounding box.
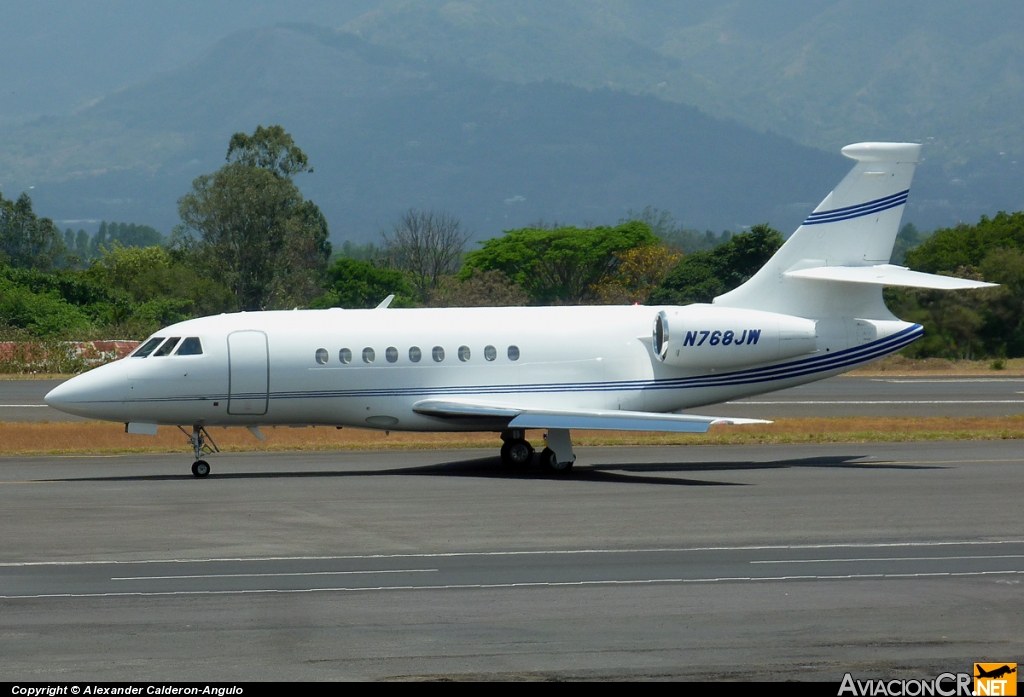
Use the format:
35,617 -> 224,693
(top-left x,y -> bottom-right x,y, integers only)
1,441 -> 1021,680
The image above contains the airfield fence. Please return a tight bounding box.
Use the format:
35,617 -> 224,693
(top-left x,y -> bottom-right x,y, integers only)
0,340 -> 139,374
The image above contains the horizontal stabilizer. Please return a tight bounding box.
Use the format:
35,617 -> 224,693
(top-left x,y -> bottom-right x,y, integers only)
413,399 -> 769,433
784,264 -> 996,290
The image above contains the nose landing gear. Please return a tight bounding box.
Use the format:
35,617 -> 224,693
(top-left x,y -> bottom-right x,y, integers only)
178,425 -> 219,478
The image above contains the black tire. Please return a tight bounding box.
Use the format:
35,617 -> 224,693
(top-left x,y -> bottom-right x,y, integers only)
540,448 -> 573,473
191,460 -> 211,478
501,440 -> 534,467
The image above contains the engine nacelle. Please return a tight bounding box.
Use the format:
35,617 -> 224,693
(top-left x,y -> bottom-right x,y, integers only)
652,305 -> 817,369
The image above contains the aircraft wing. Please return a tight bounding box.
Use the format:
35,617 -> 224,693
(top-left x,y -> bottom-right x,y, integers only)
412,398 -> 769,433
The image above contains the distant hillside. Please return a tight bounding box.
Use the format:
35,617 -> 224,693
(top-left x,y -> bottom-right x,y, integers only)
0,1 -> 378,124
6,1 -> 1023,166
347,0 -> 1024,163
2,2 -> 1021,237
2,25 -> 850,242
345,1 -> 1024,223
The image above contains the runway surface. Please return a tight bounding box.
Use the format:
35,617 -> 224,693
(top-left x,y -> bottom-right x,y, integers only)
0,378 -> 89,422
714,375 -> 1024,418
4,375 -> 1024,421
1,442 -> 1021,680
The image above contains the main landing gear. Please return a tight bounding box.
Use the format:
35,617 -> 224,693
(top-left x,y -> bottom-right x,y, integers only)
499,428 -> 576,474
179,424 -> 219,478
500,429 -> 534,468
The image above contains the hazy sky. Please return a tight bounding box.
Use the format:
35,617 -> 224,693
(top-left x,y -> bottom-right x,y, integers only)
0,1 -> 376,121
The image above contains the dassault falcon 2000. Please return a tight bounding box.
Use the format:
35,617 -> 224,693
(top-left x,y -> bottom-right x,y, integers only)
45,142 -> 994,478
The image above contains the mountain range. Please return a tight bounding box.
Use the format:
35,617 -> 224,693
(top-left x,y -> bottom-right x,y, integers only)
0,2 -> 1021,241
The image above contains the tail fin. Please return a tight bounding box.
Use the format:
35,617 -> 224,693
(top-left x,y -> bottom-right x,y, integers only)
715,142 -> 922,319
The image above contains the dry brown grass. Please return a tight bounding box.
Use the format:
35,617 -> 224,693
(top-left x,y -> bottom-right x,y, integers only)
3,417 -> 1023,455
849,354 -> 1024,375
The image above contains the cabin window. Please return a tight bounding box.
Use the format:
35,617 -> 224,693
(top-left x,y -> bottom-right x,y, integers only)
409,346 -> 422,363
315,348 -> 329,365
432,346 -> 445,362
508,345 -> 520,361
152,337 -> 181,357
132,337 -> 164,358
458,345 -> 471,362
363,347 -> 375,363
176,337 -> 203,355
484,345 -> 497,361
339,348 -> 352,364
386,346 -> 398,363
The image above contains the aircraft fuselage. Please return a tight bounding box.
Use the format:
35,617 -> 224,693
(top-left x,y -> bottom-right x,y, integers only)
45,304 -> 920,431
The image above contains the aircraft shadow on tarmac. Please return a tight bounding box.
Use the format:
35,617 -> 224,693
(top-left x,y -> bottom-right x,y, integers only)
44,454 -> 943,487
590,455 -> 945,473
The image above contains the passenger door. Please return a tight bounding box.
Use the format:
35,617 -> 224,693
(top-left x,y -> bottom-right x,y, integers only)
228,331 -> 269,415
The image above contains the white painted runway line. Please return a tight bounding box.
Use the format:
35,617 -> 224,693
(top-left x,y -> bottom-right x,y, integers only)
112,568 -> 439,581
5,570 -> 1024,600
5,540 -> 1024,568
751,554 -> 1024,565
726,399 -> 1024,404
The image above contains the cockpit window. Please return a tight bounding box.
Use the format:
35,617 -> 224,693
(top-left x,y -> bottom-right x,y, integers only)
152,337 -> 181,357
176,337 -> 203,355
132,337 -> 164,358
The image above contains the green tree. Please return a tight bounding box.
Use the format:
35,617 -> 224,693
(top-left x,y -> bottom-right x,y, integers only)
0,190 -> 69,271
311,258 -> 416,309
227,124 -> 312,178
105,222 -> 165,249
591,244 -> 682,304
89,221 -> 110,259
904,212 -> 1024,272
175,126 -> 331,311
334,239 -> 384,265
87,244 -> 234,314
0,275 -> 93,337
890,222 -> 929,265
82,221 -> 165,263
648,223 -> 784,305
461,221 -> 658,304
885,211 -> 1024,359
74,229 -> 90,260
427,269 -> 530,307
381,209 -> 469,302
620,206 -> 732,254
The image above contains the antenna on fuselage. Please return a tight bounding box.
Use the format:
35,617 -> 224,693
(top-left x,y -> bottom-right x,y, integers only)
375,294 -> 395,309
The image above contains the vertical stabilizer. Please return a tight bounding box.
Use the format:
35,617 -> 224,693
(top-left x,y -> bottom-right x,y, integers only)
715,142 -> 921,319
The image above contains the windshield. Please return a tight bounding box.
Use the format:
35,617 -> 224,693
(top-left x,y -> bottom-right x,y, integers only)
131,337 -> 164,358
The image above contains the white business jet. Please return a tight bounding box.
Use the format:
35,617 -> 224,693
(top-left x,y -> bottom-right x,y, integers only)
45,142 -> 994,477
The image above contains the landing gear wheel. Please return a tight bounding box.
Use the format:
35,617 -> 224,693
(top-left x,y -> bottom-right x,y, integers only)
500,440 -> 534,468
191,460 -> 211,478
540,447 -> 574,473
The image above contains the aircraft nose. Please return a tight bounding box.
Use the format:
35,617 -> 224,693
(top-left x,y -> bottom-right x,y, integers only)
43,379 -> 80,410
44,367 -> 126,418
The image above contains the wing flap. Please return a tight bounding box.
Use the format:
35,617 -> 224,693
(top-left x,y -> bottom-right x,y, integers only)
412,399 -> 769,433
784,264 -> 996,290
